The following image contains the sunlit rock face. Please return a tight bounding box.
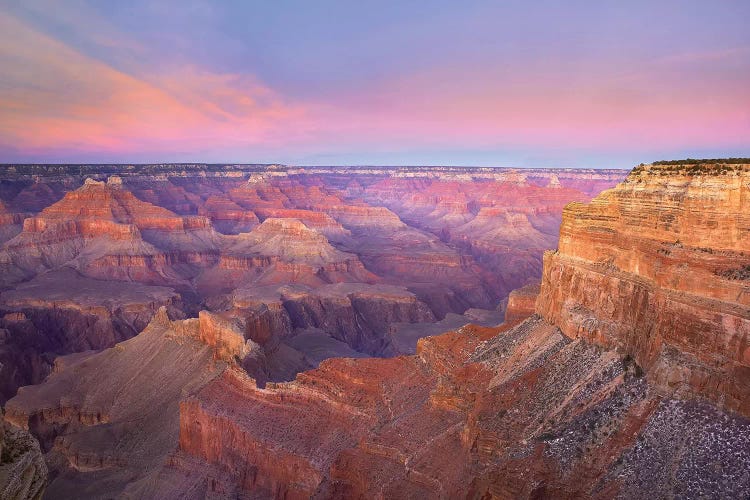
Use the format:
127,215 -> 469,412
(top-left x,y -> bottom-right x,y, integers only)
537,163 -> 750,414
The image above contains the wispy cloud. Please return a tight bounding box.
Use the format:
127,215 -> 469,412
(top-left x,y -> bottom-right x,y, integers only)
0,11 -> 311,159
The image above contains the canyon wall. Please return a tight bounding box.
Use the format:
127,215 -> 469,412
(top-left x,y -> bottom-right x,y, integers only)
536,163 -> 750,414
0,164 -> 635,498
0,411 -> 47,500
2,308 -> 236,498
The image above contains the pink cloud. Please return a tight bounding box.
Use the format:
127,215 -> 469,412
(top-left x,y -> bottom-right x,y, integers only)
0,12 -> 312,157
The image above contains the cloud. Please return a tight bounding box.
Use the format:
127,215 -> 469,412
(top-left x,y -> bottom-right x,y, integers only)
0,11 -> 310,159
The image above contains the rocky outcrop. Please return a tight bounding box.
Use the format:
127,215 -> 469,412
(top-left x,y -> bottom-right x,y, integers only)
0,413 -> 47,500
170,315 -> 750,498
198,195 -> 260,234
355,175 -> 595,310
503,281 -> 540,326
0,269 -> 181,403
3,308 -> 231,499
226,218 -> 356,267
252,208 -> 350,241
231,283 -> 436,357
537,162 -> 750,415
0,177 -> 224,288
201,218 -> 378,295
0,165 -> 623,363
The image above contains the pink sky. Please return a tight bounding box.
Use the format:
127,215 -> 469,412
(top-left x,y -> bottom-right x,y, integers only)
1,2 -> 748,167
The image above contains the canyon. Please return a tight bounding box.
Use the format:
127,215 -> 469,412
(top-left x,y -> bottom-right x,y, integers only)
3,162 -> 749,499
145,161 -> 749,499
0,165 -> 625,406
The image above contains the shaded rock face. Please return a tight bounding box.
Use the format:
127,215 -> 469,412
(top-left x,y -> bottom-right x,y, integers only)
277,284 -> 435,356
3,309 -> 228,499
0,200 -> 23,246
0,414 -> 47,500
0,269 -> 182,403
537,163 -> 750,414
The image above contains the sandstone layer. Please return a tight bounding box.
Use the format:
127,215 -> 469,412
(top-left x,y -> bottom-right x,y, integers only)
537,162 -> 750,414
171,317 -> 750,499
0,164 -> 630,498
0,165 -> 622,390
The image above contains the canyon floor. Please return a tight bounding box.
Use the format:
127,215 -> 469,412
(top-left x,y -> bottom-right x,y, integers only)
2,162 -> 749,499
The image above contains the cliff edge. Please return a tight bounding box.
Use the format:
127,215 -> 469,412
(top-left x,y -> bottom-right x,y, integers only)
537,162 -> 750,414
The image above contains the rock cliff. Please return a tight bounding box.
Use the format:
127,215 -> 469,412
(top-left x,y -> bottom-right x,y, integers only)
537,162 -> 750,414
503,281 -> 540,326
0,269 -> 182,403
0,165 -> 623,369
3,308 -> 233,499
0,412 -> 47,500
171,316 -> 750,498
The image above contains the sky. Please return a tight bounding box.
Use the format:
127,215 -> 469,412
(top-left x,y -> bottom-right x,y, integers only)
0,0 -> 748,168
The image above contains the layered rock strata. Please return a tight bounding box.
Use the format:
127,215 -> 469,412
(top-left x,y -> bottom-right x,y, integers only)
537,162 -> 750,414
165,162 -> 750,498
2,308 -> 243,498
0,269 -> 181,403
172,317 -> 750,498
503,281 -> 540,326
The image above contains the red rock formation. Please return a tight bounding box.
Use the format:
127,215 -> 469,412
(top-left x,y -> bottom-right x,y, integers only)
0,165 -> 638,499
164,162 -> 750,499
253,208 -> 350,240
355,175 -> 594,308
198,195 -> 260,234
3,308 -> 233,498
537,162 -> 750,414
503,281 -> 540,326
0,177 -> 224,287
172,312 -> 750,498
198,218 -> 376,295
